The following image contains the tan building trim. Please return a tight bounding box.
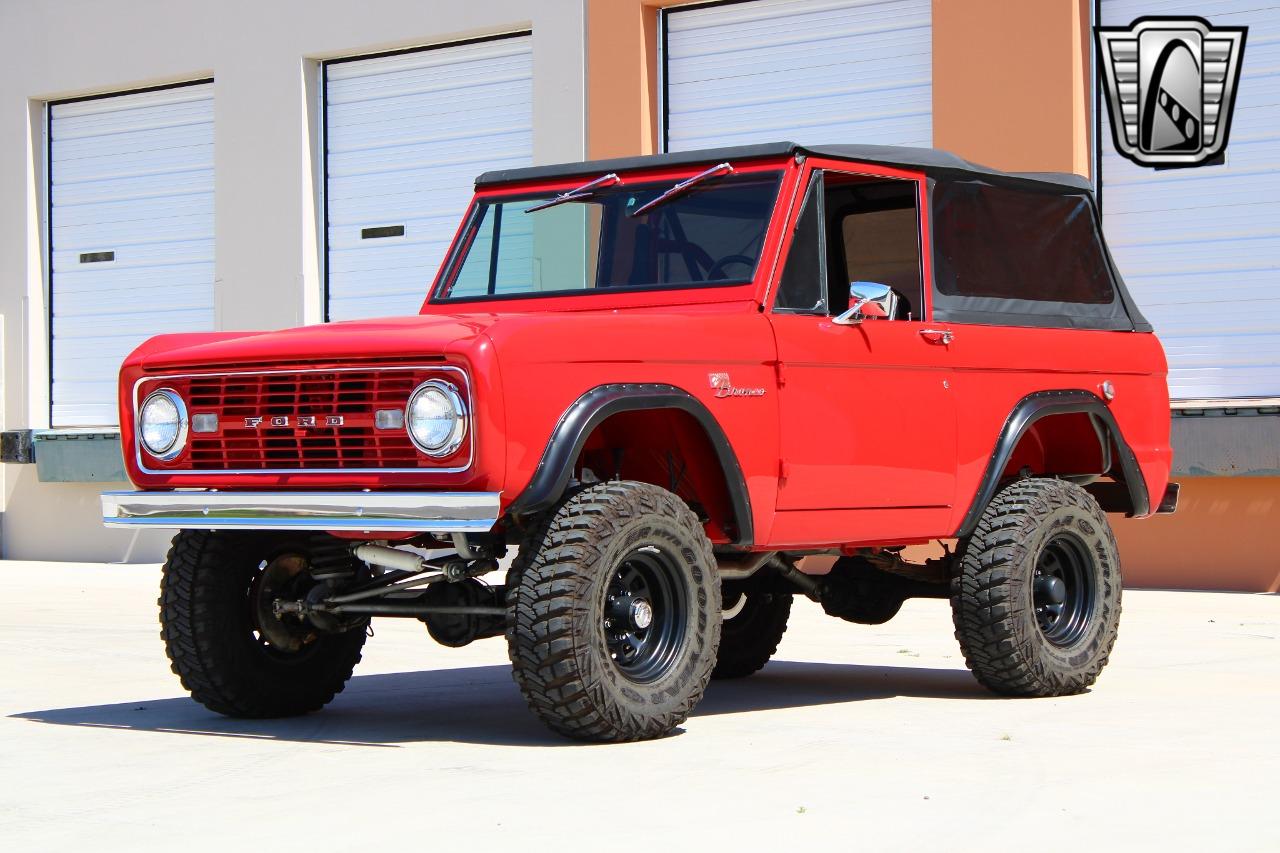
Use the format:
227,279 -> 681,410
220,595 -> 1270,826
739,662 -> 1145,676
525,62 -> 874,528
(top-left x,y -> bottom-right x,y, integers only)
585,0 -> 686,159
932,0 -> 1093,177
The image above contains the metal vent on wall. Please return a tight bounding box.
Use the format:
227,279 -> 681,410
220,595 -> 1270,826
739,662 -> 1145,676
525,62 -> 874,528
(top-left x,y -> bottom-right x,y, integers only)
323,35 -> 533,322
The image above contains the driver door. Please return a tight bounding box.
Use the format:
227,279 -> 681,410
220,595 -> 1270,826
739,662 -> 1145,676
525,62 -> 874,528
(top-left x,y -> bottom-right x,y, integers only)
768,168 -> 956,542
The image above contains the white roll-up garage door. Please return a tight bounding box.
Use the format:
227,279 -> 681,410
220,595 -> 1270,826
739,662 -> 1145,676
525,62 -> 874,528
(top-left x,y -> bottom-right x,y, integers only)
324,35 -> 533,322
663,0 -> 932,152
1100,1 -> 1280,402
49,82 -> 215,427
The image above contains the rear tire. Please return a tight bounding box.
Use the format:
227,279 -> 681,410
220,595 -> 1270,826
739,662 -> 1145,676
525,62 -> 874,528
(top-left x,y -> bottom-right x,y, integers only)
951,478 -> 1121,697
506,482 -> 720,742
159,530 -> 367,718
820,556 -> 905,625
712,587 -> 791,679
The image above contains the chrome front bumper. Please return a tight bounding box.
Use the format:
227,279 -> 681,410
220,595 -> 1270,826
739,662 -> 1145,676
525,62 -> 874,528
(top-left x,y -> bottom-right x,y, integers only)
101,490 -> 501,532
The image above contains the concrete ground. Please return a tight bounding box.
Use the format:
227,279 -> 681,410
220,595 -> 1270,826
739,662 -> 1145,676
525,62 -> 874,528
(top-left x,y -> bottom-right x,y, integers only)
1,561 -> 1277,852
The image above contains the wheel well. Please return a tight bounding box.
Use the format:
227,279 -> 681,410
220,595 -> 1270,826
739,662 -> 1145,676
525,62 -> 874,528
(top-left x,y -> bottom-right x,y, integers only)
1000,412 -> 1111,482
504,384 -> 754,546
955,390 -> 1150,538
577,409 -> 738,543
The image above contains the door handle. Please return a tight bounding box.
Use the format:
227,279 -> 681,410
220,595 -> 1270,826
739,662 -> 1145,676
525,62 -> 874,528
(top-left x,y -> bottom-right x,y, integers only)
920,329 -> 954,345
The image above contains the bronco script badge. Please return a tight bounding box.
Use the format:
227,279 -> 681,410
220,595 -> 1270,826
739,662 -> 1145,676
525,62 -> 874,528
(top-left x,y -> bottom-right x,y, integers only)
709,372 -> 765,398
1096,17 -> 1246,168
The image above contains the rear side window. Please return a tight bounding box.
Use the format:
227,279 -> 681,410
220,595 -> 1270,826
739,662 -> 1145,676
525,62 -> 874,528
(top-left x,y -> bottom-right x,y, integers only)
933,182 -> 1115,304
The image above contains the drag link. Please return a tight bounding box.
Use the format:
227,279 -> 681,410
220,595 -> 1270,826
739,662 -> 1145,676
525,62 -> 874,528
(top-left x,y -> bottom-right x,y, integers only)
326,570 -> 446,605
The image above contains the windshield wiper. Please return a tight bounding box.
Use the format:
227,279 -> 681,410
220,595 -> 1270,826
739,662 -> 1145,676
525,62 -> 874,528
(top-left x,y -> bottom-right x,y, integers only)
525,172 -> 621,213
628,162 -> 734,217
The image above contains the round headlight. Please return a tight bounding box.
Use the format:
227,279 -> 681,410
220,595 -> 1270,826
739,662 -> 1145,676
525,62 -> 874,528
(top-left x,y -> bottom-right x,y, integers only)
406,380 -> 467,457
139,389 -> 188,460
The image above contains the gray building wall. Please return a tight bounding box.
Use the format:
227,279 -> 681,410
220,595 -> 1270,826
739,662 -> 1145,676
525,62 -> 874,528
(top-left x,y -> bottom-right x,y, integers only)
0,0 -> 588,561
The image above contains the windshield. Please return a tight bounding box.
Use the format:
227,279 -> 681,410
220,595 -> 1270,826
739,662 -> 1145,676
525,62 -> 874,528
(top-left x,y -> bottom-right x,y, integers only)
436,171 -> 782,301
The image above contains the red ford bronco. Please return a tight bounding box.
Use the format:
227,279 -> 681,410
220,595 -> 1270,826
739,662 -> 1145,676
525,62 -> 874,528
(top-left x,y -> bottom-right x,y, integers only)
103,142 -> 1176,742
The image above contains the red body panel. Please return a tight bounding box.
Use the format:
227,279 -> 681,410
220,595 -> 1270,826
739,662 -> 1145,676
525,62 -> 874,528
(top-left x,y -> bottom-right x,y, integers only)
116,153 -> 1173,551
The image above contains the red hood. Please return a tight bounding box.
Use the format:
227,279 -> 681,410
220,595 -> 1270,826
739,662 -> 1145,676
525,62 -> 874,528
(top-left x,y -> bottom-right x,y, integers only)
128,314 -> 499,370
125,300 -> 763,371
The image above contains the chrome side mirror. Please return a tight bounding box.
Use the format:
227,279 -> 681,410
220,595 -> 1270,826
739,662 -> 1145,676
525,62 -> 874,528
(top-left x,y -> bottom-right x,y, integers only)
833,281 -> 899,326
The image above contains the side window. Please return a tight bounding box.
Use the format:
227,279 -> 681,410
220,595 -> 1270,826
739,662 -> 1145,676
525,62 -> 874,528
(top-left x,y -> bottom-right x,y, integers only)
824,179 -> 922,320
773,173 -> 826,313
933,182 -> 1115,304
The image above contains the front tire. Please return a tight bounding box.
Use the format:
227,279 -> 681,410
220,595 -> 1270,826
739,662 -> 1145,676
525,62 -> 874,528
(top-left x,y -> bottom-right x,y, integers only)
951,478 -> 1121,697
159,530 -> 367,718
506,482 -> 720,742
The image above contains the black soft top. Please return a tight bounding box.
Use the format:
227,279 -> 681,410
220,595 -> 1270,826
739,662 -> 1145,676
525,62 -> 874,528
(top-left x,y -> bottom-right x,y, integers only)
475,141 -> 1092,193
475,141 -> 1149,333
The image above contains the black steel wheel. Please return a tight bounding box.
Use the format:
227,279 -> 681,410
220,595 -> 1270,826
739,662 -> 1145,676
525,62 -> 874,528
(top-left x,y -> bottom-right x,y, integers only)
1033,533 -> 1096,646
603,548 -> 689,683
952,478 -> 1122,697
507,481 -> 720,742
712,586 -> 791,680
160,531 -> 367,718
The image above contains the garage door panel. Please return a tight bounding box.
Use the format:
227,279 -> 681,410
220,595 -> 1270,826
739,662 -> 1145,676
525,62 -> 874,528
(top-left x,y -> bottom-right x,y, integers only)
50,149 -> 214,188
1109,231 -> 1280,269
327,293 -> 437,321
680,113 -> 932,151
53,222 -> 212,256
325,41 -> 531,94
673,89 -> 931,139
667,0 -> 928,55
325,144 -> 527,190
51,266 -> 212,299
50,83 -> 215,427
669,31 -> 930,87
52,194 -> 213,229
1101,0 -> 1280,401
665,0 -> 931,152
674,69 -> 931,117
327,239 -> 454,274
53,124 -> 214,163
325,36 -> 532,322
54,171 -> 214,208
53,281 -> 212,317
327,98 -> 531,141
1102,178 -> 1275,217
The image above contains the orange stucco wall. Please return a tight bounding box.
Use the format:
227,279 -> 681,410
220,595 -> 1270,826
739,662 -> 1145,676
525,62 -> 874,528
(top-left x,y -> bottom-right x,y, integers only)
1114,478 -> 1280,593
585,0 -> 670,159
932,0 -> 1093,176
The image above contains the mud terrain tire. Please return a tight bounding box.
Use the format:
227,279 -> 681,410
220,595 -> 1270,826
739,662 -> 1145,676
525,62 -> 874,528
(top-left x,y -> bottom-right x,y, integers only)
506,481 -> 720,742
160,530 -> 367,718
712,588 -> 791,679
952,478 -> 1121,696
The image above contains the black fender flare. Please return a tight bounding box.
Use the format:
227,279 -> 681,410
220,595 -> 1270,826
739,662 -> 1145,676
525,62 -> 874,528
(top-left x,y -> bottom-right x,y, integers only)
505,383 -> 754,546
954,390 -> 1150,539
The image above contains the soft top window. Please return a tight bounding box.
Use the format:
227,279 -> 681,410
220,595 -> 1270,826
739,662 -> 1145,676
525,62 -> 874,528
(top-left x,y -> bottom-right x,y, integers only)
930,180 -> 1133,330
935,182 -> 1113,303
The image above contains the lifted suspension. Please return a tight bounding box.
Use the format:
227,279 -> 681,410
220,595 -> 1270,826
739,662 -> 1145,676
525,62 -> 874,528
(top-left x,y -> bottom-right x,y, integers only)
272,542 -> 506,646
